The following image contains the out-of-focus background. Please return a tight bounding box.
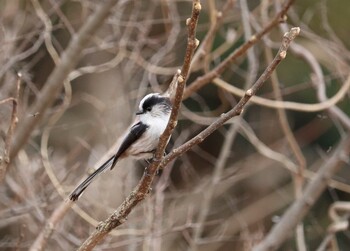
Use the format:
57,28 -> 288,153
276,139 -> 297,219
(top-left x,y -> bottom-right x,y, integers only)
0,0 -> 349,250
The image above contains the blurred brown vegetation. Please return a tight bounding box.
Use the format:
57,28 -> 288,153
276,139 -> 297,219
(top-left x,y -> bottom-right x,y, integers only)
0,0 -> 349,250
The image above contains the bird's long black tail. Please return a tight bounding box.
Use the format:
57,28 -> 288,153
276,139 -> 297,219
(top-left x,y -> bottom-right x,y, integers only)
69,155 -> 116,201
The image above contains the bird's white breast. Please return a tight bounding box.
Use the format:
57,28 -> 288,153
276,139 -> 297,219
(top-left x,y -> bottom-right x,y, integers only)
127,113 -> 170,159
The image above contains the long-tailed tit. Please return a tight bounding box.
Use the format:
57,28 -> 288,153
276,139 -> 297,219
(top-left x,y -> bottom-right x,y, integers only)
69,93 -> 172,201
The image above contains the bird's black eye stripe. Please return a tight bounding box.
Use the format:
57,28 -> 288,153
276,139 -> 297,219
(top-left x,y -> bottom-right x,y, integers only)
142,95 -> 171,111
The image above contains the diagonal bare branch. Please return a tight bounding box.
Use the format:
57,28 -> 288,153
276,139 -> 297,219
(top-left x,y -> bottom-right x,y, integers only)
160,27 -> 301,168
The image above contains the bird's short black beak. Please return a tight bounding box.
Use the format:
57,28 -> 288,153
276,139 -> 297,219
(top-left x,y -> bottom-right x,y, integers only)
136,110 -> 144,115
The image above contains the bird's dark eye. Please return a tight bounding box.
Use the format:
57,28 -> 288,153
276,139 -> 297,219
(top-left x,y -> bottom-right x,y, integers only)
146,106 -> 152,112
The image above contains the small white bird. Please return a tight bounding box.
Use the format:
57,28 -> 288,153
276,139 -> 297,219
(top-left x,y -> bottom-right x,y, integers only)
69,93 -> 172,201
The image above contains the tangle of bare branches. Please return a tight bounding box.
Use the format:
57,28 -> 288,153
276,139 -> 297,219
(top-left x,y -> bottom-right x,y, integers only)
160,27 -> 300,168
183,0 -> 295,99
253,135 -> 350,251
9,0 -> 119,161
1,1 -> 350,250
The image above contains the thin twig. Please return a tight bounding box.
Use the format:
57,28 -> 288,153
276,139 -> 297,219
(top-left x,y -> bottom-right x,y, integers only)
191,0 -> 235,71
0,74 -> 21,181
238,119 -> 298,173
0,97 -> 16,106
213,75 -> 350,112
75,1 -> 202,250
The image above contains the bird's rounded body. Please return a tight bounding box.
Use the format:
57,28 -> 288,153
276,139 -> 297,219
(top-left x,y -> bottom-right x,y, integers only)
69,93 -> 172,201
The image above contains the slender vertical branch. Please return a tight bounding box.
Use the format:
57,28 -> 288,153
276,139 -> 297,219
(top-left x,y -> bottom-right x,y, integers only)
75,1 -> 202,250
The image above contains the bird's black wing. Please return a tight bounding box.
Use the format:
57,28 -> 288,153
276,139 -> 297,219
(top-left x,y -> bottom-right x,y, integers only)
69,122 -> 148,201
110,121 -> 149,169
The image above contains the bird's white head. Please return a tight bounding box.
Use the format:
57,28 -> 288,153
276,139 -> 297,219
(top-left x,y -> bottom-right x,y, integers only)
136,93 -> 172,125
